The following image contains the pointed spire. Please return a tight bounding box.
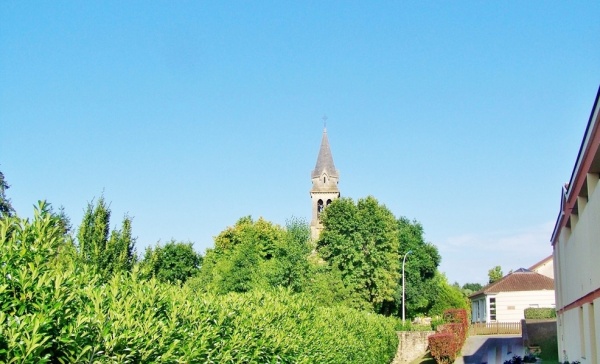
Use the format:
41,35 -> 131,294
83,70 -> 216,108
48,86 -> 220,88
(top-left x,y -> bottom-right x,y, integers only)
312,128 -> 338,178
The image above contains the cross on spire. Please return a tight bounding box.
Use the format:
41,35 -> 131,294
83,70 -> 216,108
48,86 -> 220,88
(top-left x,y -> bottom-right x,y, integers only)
322,115 -> 328,129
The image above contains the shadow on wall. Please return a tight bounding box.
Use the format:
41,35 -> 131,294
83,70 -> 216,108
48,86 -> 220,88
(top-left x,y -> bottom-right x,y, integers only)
461,337 -> 524,364
522,319 -> 558,361
522,319 -> 557,347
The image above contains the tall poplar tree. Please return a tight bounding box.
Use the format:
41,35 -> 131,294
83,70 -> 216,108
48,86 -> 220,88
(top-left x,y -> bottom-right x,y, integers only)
77,195 -> 135,279
395,217 -> 442,317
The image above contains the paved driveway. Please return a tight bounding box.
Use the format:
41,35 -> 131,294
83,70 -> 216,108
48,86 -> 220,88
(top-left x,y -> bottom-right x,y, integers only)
454,334 -> 525,364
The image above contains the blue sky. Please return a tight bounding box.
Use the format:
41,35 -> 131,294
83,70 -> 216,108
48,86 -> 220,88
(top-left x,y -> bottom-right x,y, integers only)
1,2 -> 598,285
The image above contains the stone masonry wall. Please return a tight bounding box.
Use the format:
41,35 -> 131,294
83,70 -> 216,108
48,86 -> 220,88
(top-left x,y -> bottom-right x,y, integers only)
392,331 -> 435,364
522,319 -> 557,348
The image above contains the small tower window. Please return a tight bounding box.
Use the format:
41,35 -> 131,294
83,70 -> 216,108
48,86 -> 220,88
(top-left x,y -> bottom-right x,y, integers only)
323,176 -> 326,184
317,199 -> 324,214
326,199 -> 332,206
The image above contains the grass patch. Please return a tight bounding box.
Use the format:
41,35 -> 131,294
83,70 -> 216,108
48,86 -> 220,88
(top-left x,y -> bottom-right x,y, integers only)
534,335 -> 558,362
409,350 -> 436,364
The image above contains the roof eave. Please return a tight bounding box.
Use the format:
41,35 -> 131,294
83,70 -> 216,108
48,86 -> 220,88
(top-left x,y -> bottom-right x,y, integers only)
552,86 -> 600,247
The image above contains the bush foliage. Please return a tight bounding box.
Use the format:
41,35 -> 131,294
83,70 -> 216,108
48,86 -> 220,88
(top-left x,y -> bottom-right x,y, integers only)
0,203 -> 399,363
428,333 -> 458,364
524,307 -> 557,319
428,309 -> 469,364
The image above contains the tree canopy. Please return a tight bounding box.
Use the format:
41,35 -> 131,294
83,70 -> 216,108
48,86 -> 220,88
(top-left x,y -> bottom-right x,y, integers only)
140,240 -> 202,284
315,196 -> 456,318
394,217 -> 442,317
76,195 -> 136,280
462,282 -> 483,292
195,216 -> 312,294
317,196 -> 400,311
488,265 -> 503,284
0,169 -> 15,218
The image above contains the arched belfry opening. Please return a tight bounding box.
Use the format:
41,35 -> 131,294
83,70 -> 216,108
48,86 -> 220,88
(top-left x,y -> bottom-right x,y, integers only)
310,126 -> 340,240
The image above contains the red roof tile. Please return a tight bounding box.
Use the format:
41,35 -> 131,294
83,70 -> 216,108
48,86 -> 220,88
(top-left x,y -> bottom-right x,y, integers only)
470,270 -> 554,298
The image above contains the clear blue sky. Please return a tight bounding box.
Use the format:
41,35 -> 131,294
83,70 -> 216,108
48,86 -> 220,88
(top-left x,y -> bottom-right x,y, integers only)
1,2 -> 598,285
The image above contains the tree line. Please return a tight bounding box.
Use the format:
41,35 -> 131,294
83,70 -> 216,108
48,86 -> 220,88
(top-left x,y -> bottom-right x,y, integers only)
0,201 -> 399,362
0,170 -> 468,320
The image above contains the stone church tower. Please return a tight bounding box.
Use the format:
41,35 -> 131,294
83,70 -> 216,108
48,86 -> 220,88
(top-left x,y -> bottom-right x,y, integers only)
310,128 -> 340,240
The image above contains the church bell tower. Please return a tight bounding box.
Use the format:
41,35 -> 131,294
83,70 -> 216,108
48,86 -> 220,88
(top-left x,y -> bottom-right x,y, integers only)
310,127 -> 340,240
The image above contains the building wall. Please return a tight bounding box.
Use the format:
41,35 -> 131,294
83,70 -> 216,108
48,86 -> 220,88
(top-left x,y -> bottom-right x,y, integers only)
496,290 -> 555,322
392,331 -> 435,364
531,258 -> 554,279
309,188 -> 339,240
558,299 -> 600,363
556,172 -> 600,363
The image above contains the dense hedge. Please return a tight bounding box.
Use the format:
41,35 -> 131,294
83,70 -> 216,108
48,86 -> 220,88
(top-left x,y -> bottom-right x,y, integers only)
428,309 -> 469,364
428,333 -> 458,364
0,203 -> 399,363
524,307 -> 556,319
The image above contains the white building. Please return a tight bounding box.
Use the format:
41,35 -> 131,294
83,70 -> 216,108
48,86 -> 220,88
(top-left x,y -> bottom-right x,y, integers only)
552,86 -> 600,363
529,255 -> 554,279
470,269 -> 555,323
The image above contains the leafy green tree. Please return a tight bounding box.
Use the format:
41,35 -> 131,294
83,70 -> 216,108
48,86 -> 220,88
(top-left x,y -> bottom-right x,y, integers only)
317,196 -> 400,311
428,272 -> 469,316
56,205 -> 72,235
488,265 -> 503,284
395,217 -> 441,318
0,169 -> 15,218
462,282 -> 483,292
270,217 -> 312,292
76,195 -> 136,279
197,216 -> 312,294
302,263 -> 356,308
460,282 -> 483,296
139,240 -> 202,284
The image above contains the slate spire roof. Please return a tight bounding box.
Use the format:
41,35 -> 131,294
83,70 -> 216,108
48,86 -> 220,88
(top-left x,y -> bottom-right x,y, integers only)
312,128 -> 338,178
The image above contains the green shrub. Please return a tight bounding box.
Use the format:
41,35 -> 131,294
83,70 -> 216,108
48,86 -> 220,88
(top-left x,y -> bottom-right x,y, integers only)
428,309 -> 468,364
524,307 -> 557,319
0,203 -> 399,363
428,332 -> 458,364
395,319 -> 436,332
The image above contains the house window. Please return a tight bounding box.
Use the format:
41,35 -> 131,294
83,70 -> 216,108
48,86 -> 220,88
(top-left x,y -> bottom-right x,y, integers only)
490,297 -> 496,321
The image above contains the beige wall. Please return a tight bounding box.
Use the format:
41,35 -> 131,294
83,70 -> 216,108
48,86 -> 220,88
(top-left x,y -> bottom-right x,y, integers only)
555,173 -> 600,363
310,173 -> 340,240
557,299 -> 600,363
471,290 -> 555,323
531,258 -> 554,279
496,290 -> 555,322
